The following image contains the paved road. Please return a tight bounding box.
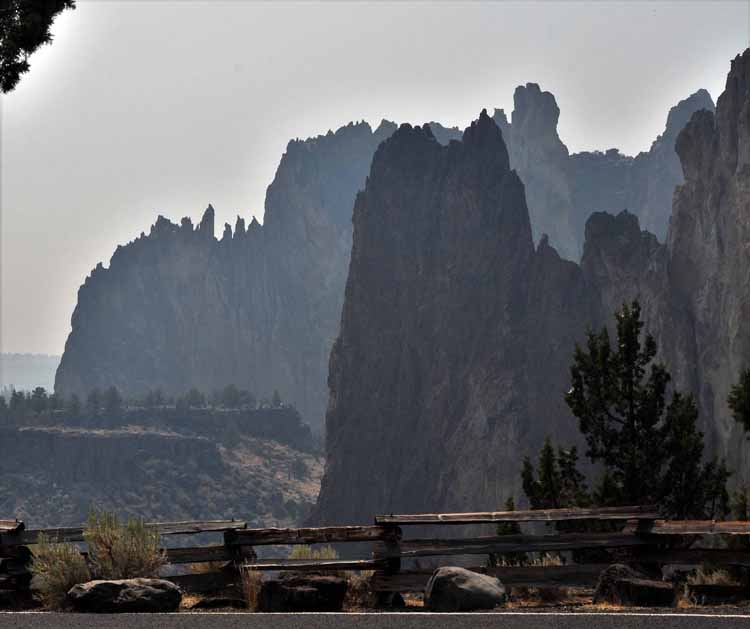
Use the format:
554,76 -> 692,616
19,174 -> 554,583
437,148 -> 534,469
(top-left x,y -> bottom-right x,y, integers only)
3,612 -> 750,629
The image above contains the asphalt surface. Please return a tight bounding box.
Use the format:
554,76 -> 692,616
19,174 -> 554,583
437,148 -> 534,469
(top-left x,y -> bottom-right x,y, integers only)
3,612 -> 750,629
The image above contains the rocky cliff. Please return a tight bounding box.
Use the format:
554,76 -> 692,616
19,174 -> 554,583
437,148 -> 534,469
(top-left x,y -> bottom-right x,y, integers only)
316,111 -> 592,523
0,424 -> 323,527
55,121 -> 398,432
316,50 -> 750,524
494,85 -> 714,260
55,86 -> 707,437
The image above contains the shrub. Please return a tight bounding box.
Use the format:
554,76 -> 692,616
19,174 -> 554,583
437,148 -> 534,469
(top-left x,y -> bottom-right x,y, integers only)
30,533 -> 91,609
84,509 -> 166,579
687,567 -> 738,586
241,568 -> 263,611
344,570 -> 375,610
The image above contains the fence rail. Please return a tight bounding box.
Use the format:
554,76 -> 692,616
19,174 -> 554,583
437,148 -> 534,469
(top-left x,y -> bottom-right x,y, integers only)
374,505 -> 660,525
3,506 -> 750,601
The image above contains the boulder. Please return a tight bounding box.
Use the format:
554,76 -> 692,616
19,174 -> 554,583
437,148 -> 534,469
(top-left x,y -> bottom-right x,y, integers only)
425,567 -> 507,612
594,564 -> 675,607
257,574 -> 347,612
67,578 -> 181,613
687,583 -> 750,606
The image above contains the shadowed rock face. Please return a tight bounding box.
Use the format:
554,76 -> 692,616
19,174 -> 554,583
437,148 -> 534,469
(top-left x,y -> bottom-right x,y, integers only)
316,111 -> 591,523
55,121 -> 398,432
494,85 -> 715,260
316,49 -> 750,524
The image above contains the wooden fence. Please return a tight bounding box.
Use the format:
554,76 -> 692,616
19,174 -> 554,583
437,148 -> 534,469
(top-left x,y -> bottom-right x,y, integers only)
2,505 -> 750,602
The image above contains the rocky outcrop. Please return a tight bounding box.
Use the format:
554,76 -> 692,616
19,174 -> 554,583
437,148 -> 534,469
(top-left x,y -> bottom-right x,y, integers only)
425,567 -> 507,612
67,579 -> 182,613
494,85 -> 714,260
316,111 -> 590,523
257,575 -> 347,612
0,422 -> 323,527
593,565 -> 675,607
316,49 -> 750,524
55,121 -> 397,432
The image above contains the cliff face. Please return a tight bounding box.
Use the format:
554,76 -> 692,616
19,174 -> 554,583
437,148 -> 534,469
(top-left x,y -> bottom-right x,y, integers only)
0,424 -> 323,527
494,86 -> 714,260
316,50 -> 750,524
316,112 -> 590,523
55,121 -> 397,432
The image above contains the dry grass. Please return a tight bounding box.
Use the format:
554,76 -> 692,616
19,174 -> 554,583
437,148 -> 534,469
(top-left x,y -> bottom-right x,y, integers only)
30,533 -> 92,610
344,570 -> 375,610
687,567 -> 738,586
180,593 -> 203,609
287,544 -> 339,561
241,568 -> 263,611
188,560 -> 228,574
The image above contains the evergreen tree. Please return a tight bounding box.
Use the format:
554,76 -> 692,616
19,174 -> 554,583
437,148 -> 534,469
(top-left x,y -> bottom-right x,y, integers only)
220,384 -> 240,408
271,389 -> 282,408
86,388 -> 101,415
9,389 -> 25,414
184,388 -> 205,409
566,301 -> 669,504
659,392 -> 729,519
67,393 -> 81,417
103,386 -> 123,415
0,0 -> 76,92
30,386 -> 48,414
560,300 -> 729,518
728,368 -> 750,432
522,439 -> 588,511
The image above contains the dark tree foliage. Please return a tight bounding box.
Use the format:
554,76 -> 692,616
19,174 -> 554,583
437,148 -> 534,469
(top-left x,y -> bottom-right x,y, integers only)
522,439 -> 589,511
566,301 -> 669,504
0,0 -> 76,92
66,393 -> 81,416
728,368 -> 750,432
272,389 -> 282,408
103,386 -> 123,415
30,386 -> 48,414
85,388 -> 101,415
659,392 -> 730,519
556,300 -> 729,519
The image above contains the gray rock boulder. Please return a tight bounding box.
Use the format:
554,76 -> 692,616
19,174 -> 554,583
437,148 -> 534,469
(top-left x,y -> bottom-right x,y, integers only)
425,567 -> 507,612
594,564 -> 675,607
257,574 -> 347,612
67,578 -> 181,613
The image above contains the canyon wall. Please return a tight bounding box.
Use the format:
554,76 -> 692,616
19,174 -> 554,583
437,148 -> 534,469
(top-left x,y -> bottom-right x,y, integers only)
315,50 -> 750,524
55,85 -> 711,437
494,85 -> 714,260
55,121 -> 398,432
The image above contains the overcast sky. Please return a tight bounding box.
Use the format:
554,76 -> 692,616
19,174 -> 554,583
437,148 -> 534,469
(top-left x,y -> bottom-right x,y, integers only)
1,1 -> 748,356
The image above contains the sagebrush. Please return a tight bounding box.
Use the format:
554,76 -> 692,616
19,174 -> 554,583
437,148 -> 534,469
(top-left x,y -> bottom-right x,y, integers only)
83,509 -> 166,579
30,533 -> 91,609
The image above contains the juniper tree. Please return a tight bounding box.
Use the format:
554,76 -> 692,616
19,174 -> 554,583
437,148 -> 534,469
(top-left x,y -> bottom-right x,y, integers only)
728,368 -> 750,432
0,0 -> 76,92
560,300 -> 729,518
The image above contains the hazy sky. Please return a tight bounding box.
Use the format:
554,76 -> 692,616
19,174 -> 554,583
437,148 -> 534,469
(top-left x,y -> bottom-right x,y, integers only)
2,1 -> 748,356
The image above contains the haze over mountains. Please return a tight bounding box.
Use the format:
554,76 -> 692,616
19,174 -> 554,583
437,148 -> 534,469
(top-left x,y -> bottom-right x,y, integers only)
315,49 -> 750,523
54,85 -> 711,433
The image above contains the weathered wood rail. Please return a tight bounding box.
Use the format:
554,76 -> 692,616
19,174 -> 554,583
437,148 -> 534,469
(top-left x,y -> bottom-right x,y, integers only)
3,506 -> 750,602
